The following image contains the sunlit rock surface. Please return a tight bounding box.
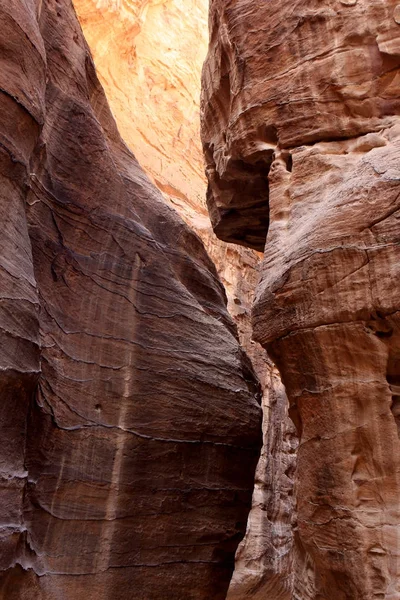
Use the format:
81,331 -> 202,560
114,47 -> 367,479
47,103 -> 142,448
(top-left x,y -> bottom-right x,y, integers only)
0,2 -> 262,598
74,0 -> 208,226
202,0 -> 400,597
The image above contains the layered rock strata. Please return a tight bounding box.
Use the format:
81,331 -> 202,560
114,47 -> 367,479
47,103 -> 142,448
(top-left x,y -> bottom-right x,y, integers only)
0,2 -> 262,599
72,0 -> 268,373
202,1 -> 400,597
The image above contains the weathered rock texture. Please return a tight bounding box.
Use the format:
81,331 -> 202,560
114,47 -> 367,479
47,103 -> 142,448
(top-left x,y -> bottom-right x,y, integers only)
0,2 -> 262,599
68,8 -> 276,598
202,1 -> 400,598
72,0 -> 268,375
228,369 -> 299,600
73,0 -> 208,226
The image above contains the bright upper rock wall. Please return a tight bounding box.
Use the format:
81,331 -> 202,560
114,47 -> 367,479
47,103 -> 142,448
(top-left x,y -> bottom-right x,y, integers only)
74,0 -> 208,225
202,1 -> 400,598
0,1 -> 262,598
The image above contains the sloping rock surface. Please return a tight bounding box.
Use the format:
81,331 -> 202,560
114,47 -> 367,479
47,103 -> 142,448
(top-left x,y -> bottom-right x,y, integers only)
0,2 -> 261,599
72,0 -> 270,387
202,1 -> 400,598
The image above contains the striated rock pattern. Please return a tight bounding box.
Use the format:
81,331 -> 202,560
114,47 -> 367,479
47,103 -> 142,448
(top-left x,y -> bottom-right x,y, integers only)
202,1 -> 400,598
72,0 -> 269,376
69,9 -> 276,599
0,2 -> 262,599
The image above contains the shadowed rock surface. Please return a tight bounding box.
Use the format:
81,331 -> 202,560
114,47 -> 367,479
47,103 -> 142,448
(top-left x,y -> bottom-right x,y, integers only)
202,1 -> 400,598
0,2 -> 262,598
72,0 -> 271,393
227,369 -> 299,600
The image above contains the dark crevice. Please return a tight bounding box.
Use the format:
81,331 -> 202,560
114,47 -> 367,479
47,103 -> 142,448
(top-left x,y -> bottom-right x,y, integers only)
205,150 -> 272,251
282,150 -> 293,173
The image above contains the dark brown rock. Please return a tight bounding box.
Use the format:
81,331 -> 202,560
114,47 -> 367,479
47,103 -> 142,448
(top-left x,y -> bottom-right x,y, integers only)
0,2 -> 262,598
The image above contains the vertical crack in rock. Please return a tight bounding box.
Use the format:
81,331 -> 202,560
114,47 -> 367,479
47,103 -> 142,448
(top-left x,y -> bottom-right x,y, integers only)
227,368 -> 299,600
201,0 -> 400,598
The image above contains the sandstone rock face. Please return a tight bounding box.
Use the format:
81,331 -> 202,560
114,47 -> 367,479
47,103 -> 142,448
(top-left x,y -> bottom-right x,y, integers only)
202,1 -> 400,598
0,2 -> 262,599
73,0 -> 208,227
72,0 -> 268,374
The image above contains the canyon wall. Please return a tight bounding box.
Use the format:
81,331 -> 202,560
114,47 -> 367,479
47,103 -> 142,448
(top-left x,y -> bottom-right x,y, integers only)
0,2 -> 262,599
202,1 -> 400,598
72,0 -> 269,379
71,5 -> 279,595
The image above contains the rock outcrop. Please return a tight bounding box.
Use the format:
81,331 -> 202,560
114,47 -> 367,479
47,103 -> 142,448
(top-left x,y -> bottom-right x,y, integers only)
202,1 -> 400,598
0,2 -> 262,599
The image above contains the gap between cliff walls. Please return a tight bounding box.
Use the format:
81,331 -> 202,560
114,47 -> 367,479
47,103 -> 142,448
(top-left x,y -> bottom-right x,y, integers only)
70,2 -> 283,598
